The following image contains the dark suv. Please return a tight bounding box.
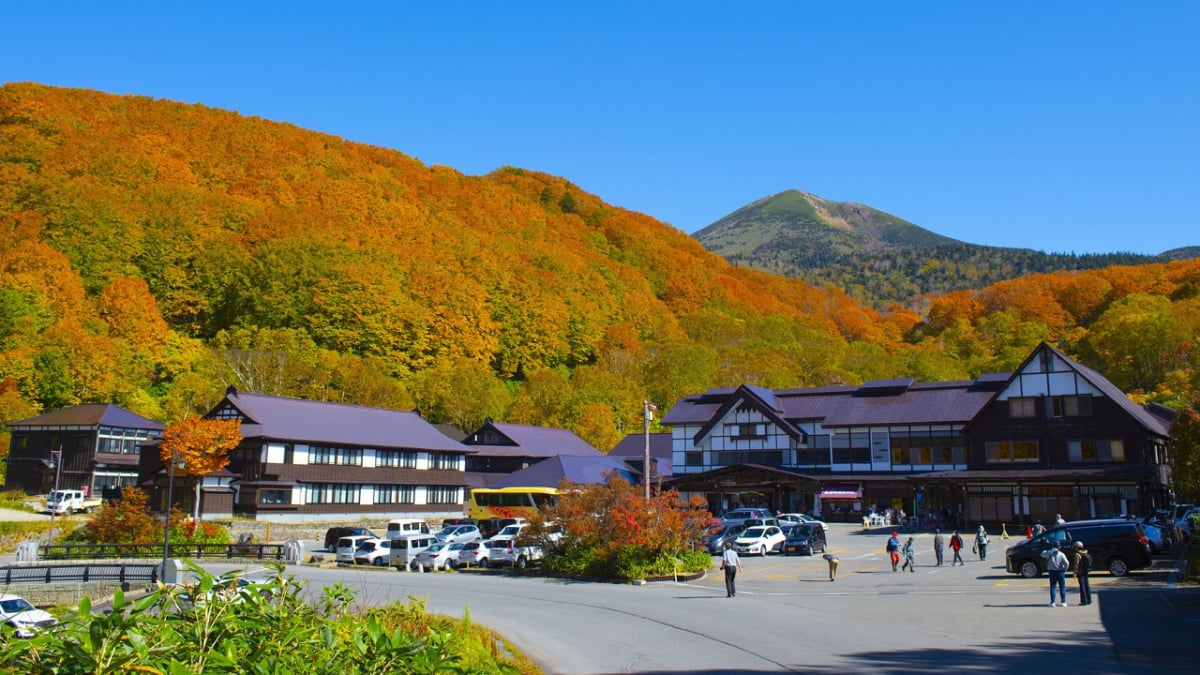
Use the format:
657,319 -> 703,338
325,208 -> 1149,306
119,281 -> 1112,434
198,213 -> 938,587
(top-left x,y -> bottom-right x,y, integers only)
323,526 -> 375,552
1005,518 -> 1151,578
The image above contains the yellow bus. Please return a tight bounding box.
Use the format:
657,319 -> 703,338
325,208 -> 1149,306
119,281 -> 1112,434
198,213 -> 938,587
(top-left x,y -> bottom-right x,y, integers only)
468,486 -> 558,520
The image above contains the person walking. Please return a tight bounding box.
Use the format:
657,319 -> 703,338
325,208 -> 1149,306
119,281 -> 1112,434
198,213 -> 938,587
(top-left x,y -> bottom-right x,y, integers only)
721,542 -> 743,597
823,552 -> 839,581
1045,546 -> 1070,606
1073,541 -> 1092,606
974,525 -> 990,561
950,530 -> 965,565
933,529 -> 945,566
900,536 -> 916,572
886,531 -> 902,571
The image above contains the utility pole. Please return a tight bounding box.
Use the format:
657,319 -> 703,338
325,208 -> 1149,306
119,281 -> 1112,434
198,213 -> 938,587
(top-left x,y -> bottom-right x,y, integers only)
46,448 -> 63,548
643,401 -> 656,501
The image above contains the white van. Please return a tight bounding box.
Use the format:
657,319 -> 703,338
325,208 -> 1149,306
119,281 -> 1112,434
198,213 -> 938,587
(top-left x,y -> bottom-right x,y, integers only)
388,534 -> 438,570
335,535 -> 373,563
385,518 -> 431,540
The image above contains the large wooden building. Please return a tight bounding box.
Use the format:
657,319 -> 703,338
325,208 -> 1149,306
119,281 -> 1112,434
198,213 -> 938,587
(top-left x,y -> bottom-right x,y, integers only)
4,404 -> 165,498
661,343 -> 1174,528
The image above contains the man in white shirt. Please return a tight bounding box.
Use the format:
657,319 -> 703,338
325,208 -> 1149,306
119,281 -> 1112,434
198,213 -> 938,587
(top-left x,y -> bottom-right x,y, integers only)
721,543 -> 744,597
1045,546 -> 1070,606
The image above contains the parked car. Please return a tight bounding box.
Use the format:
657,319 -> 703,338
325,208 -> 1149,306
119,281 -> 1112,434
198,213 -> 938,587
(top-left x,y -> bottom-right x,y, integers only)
734,525 -> 786,556
389,534 -> 439,570
441,517 -> 479,529
335,535 -> 374,563
486,537 -> 545,569
701,523 -> 746,555
456,540 -> 489,568
1175,507 -> 1200,541
487,523 -> 528,541
1005,518 -> 1152,577
484,538 -> 514,565
720,508 -> 775,525
323,526 -> 375,552
477,518 -> 525,539
436,524 -> 482,545
1139,522 -> 1169,554
779,513 -> 829,534
783,523 -> 827,556
413,542 -> 464,571
0,594 -> 57,638
352,538 -> 392,566
741,517 -> 782,529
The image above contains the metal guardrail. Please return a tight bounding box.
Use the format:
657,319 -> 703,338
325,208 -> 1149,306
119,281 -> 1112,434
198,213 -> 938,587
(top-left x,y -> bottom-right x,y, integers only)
39,543 -> 288,562
1,562 -> 161,585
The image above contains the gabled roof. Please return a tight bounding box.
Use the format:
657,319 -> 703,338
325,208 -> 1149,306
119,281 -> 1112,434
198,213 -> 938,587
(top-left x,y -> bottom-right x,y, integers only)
608,432 -> 674,477
487,455 -> 640,488
214,388 -> 472,453
987,343 -> 1172,437
464,421 -> 601,458
691,384 -> 806,445
7,404 -> 165,431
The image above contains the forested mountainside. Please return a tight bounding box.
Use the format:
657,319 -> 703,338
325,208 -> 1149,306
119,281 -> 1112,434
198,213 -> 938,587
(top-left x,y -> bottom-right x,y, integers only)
2,83 -> 1200,459
696,190 -> 1185,308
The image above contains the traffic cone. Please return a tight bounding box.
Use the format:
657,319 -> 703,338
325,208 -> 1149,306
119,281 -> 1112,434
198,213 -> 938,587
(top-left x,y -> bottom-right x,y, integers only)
1001,523 -> 1010,539
1026,525 -> 1033,539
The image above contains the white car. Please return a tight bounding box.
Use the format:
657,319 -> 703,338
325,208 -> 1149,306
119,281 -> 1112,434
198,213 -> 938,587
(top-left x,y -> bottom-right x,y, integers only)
1,594 -> 58,638
335,535 -> 374,563
778,513 -> 829,534
351,538 -> 392,566
734,525 -> 786,556
436,525 -> 482,545
456,540 -> 489,568
412,542 -> 463,571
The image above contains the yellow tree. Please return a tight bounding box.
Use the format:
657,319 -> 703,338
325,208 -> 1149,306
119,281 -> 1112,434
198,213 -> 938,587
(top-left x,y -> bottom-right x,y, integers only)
160,417 -> 242,520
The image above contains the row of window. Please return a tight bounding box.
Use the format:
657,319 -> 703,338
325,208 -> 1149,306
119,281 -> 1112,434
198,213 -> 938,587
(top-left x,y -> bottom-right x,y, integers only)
308,445 -> 461,468
1009,395 -> 1093,419
985,439 -> 1125,463
290,484 -> 462,505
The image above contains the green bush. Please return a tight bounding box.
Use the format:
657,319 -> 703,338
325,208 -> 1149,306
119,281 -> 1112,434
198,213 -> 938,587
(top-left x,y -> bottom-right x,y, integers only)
0,563 -> 538,674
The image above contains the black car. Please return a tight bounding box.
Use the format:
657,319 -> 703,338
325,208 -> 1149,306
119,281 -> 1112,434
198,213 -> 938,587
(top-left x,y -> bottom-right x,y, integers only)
701,523 -> 746,555
783,523 -> 827,556
323,526 -> 375,552
1005,518 -> 1152,577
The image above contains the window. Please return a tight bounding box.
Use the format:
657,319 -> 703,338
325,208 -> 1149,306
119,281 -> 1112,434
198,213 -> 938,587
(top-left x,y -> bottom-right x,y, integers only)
375,485 -> 416,504
685,452 -> 703,467
210,403 -> 246,421
985,441 -> 1039,463
309,446 -> 363,466
426,486 -> 460,504
259,490 -> 289,505
728,423 -> 764,440
1050,395 -> 1093,417
1068,440 -> 1125,463
1008,398 -> 1037,418
431,454 -> 459,470
305,484 -> 360,504
378,450 -> 417,468
97,426 -> 157,455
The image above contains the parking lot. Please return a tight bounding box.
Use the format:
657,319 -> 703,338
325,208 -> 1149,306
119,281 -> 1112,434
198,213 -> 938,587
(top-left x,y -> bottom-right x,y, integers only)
246,521 -> 1196,673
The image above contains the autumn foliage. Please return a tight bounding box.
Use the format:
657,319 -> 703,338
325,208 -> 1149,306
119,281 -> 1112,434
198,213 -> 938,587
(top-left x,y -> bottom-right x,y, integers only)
160,417 -> 242,477
526,475 -> 714,579
81,486 -> 159,544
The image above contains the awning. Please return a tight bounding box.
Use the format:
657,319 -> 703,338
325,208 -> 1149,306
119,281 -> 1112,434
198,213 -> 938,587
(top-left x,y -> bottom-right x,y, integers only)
819,484 -> 861,500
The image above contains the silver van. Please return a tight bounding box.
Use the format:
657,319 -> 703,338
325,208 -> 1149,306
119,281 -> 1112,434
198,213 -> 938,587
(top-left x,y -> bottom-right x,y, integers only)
385,518 -> 431,540
388,534 -> 438,570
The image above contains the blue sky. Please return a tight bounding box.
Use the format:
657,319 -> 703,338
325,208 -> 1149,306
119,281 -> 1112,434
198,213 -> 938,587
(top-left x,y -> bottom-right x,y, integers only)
4,3 -> 1197,254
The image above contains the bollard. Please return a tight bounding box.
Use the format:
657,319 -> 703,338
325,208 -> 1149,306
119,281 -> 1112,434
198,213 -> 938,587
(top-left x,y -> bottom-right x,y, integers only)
1001,524 -> 1010,539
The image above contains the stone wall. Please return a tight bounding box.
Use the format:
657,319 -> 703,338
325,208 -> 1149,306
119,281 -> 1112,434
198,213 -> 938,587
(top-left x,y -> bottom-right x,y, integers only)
2,581 -> 144,607
215,517 -> 409,543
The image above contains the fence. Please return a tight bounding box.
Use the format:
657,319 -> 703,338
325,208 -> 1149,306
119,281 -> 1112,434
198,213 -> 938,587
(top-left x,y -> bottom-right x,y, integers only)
38,542 -> 291,562
1,561 -> 162,585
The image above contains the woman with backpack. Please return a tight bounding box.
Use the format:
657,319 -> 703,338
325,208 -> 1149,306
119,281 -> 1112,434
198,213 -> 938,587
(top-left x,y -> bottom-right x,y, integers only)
974,525 -> 990,561
950,530 -> 965,565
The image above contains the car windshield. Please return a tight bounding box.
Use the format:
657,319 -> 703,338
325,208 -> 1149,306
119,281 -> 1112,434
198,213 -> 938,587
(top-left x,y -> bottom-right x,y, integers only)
497,526 -> 522,536
788,525 -> 814,536
743,527 -> 767,538
1,597 -> 36,614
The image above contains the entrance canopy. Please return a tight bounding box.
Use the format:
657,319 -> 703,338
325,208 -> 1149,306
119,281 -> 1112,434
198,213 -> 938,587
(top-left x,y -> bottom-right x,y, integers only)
819,484 -> 861,500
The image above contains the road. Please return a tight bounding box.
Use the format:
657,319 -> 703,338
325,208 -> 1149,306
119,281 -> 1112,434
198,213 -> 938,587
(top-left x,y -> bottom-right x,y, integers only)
203,523 -> 1195,674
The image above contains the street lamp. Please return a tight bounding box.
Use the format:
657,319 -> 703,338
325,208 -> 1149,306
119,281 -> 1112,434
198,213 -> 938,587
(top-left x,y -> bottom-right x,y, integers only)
643,401 -> 657,501
46,449 -> 62,548
161,450 -> 183,579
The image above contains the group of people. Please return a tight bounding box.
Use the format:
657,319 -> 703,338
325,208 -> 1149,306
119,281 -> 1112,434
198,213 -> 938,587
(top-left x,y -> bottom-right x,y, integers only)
1043,541 -> 1093,606
890,525 -> 990,569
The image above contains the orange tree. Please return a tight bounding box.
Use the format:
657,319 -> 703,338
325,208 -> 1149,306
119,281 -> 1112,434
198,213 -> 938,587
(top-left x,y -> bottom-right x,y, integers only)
526,475 -> 714,580
76,486 -> 159,544
160,417 -> 242,520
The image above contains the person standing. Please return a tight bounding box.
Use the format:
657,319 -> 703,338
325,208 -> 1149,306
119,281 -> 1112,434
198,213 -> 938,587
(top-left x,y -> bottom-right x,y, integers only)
1045,546 -> 1070,606
933,529 -> 945,566
950,530 -> 965,565
721,542 -> 744,597
823,552 -> 839,581
900,536 -> 916,572
1073,541 -> 1092,606
1031,520 -> 1046,537
1055,514 -> 1066,527
974,525 -> 990,561
886,531 -> 902,571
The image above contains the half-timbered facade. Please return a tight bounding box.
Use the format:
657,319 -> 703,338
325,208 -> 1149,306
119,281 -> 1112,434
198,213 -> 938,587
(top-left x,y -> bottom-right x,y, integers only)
662,344 -> 1174,528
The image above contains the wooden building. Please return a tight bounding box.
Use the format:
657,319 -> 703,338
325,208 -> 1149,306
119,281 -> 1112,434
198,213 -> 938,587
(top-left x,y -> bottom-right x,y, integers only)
4,404 -> 164,498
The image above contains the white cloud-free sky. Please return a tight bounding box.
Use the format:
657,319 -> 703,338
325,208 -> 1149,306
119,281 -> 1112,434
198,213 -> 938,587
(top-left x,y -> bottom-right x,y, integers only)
4,2 -> 1197,254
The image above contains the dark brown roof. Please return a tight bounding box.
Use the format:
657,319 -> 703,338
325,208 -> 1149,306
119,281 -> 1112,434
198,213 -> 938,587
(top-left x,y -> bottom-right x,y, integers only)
7,404 -> 165,430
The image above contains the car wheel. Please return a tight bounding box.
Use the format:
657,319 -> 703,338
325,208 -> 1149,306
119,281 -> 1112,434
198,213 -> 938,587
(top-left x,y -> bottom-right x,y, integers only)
479,558 -> 487,568
516,556 -> 528,570
758,545 -> 766,557
1019,560 -> 1041,578
373,557 -> 385,567
1108,556 -> 1129,577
